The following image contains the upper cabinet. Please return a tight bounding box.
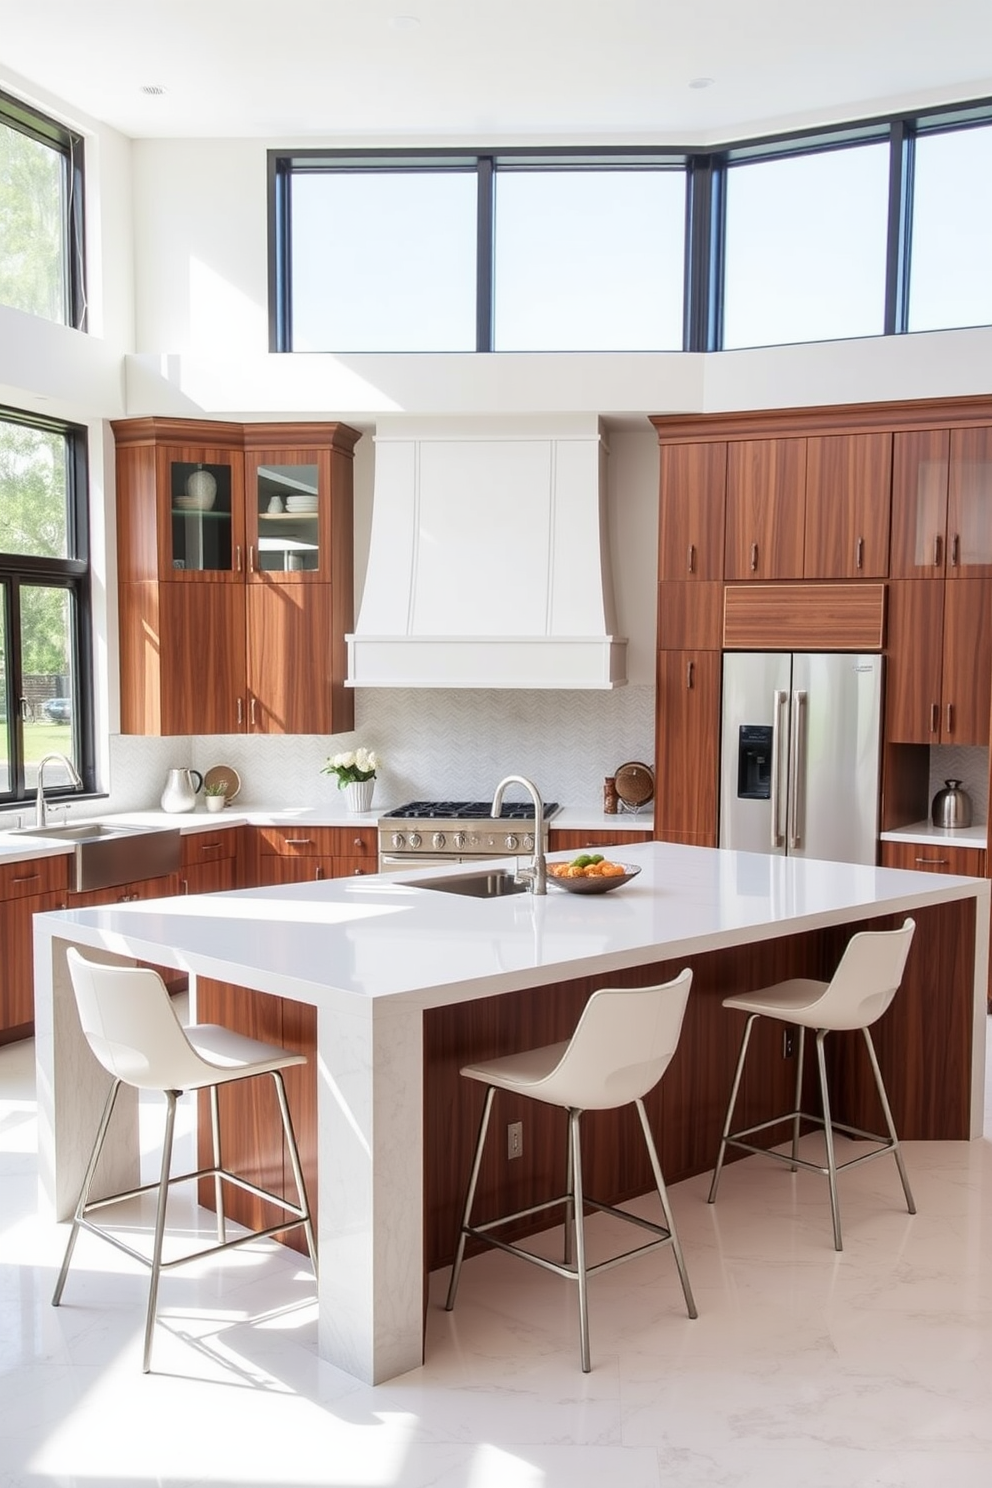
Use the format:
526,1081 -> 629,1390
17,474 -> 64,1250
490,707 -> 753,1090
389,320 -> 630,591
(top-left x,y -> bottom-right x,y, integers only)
658,442 -> 726,581
891,424 -> 992,578
113,418 -> 360,736
724,437 -> 806,580
803,432 -> 891,579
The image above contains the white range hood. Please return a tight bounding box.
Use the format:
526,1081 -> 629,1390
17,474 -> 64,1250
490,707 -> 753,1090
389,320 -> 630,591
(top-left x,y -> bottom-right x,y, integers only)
346,417 -> 627,689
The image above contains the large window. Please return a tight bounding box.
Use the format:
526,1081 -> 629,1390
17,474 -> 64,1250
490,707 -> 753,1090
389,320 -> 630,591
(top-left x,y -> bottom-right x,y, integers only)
0,91 -> 85,330
908,120 -> 992,333
0,410 -> 91,808
723,142 -> 890,349
271,99 -> 992,354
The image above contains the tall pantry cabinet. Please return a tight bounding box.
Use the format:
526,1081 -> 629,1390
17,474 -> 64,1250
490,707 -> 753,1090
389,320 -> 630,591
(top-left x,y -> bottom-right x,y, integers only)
113,419 -> 361,736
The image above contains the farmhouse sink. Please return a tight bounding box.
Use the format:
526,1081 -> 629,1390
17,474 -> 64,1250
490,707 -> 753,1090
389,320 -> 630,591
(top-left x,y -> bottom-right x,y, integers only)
412,869 -> 529,899
11,822 -> 182,892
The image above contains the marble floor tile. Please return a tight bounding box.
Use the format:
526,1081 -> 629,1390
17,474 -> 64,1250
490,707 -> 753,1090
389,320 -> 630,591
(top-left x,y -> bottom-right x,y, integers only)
2,1020 -> 992,1487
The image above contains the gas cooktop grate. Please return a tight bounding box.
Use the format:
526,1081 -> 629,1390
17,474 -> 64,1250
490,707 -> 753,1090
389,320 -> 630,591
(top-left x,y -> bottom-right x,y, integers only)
382,800 -> 560,821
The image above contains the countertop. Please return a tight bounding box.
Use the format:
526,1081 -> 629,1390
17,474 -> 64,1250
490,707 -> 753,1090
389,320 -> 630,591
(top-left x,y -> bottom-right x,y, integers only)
879,821 -> 988,849
34,838 -> 987,1012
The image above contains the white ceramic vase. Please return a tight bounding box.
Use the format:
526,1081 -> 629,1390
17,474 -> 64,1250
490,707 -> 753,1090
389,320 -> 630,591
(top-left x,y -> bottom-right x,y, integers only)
344,779 -> 374,814
205,794 -> 226,812
184,468 -> 217,510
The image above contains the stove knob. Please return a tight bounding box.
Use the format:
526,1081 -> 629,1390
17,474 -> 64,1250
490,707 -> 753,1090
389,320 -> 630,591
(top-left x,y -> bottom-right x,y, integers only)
453,832 -> 467,849
522,834 -> 534,851
504,834 -> 519,851
432,832 -> 446,850
390,832 -> 406,850
408,833 -> 422,849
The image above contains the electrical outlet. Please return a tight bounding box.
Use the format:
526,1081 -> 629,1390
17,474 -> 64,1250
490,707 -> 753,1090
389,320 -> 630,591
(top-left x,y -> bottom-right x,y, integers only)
507,1120 -> 523,1159
783,1029 -> 796,1058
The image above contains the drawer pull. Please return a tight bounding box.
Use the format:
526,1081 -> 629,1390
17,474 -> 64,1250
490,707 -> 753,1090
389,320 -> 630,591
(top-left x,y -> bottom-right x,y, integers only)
915,857 -> 949,866
352,868 -> 365,875
353,837 -> 364,848
283,837 -> 313,847
12,872 -> 40,884
200,841 -> 222,852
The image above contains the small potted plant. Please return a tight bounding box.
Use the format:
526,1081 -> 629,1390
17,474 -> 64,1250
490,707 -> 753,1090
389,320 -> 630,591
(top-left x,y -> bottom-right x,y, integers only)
321,747 -> 379,814
204,779 -> 229,812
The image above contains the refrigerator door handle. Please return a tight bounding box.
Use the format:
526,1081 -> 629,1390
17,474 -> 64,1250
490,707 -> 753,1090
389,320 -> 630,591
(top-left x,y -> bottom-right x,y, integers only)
789,689 -> 808,849
770,689 -> 789,848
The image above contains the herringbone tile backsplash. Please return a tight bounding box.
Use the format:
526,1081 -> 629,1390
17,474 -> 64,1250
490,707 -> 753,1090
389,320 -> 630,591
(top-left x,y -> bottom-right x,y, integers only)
105,687 -> 657,812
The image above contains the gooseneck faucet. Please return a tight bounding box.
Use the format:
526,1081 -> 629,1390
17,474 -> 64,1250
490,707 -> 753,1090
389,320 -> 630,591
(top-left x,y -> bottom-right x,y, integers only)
36,753 -> 83,828
491,774 -> 547,895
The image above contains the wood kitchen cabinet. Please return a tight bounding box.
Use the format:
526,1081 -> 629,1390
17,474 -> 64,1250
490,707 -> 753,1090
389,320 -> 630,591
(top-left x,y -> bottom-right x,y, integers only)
886,578 -> 992,745
803,432 -> 891,578
254,825 -> 378,884
879,840 -> 987,877
653,649 -> 720,846
724,438 -> 806,581
173,825 -> 241,896
891,425 -> 992,578
548,828 -> 650,852
658,442 -> 727,581
0,854 -> 70,1038
113,418 -> 360,737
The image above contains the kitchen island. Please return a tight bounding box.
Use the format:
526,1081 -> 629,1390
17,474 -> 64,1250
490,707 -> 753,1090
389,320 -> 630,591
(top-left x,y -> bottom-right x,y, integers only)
33,840 -> 988,1383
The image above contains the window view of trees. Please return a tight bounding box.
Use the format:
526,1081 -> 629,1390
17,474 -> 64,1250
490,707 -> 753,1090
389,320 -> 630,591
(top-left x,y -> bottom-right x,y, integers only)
0,114 -> 67,324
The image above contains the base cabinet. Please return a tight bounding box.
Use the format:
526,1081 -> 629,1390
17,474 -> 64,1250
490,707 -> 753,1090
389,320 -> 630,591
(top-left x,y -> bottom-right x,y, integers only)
653,650 -> 720,846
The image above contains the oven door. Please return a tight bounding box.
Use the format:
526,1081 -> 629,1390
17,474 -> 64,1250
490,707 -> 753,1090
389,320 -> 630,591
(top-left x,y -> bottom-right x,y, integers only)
379,853 -> 475,873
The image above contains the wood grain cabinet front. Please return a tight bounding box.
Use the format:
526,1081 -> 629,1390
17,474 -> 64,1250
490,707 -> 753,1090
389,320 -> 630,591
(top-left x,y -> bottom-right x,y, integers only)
113,418 -> 360,737
803,432 -> 891,579
891,426 -> 992,579
0,854 -> 70,1037
653,649 -> 720,846
658,442 -> 727,581
724,437 -> 806,581
886,578 -> 992,745
879,840 -> 987,877
548,829 -> 651,852
254,826 -> 378,883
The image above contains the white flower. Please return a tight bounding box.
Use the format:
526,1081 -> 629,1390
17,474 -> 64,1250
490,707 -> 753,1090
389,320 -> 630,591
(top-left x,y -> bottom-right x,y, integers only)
321,745 -> 380,788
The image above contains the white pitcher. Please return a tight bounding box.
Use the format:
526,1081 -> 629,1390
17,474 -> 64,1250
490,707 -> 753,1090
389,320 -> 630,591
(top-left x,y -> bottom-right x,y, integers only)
160,768 -> 204,813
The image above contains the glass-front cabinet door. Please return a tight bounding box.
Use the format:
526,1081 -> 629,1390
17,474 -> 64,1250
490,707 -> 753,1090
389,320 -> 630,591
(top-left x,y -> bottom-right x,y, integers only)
158,447 -> 244,580
245,450 -> 329,582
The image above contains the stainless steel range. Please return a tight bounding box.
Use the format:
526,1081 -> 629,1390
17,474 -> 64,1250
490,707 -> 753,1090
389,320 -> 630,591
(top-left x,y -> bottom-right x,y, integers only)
378,799 -> 560,871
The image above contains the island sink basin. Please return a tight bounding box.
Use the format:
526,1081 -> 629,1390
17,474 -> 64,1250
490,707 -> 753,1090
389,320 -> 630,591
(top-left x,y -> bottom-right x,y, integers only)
412,870 -> 529,899
11,822 -> 182,892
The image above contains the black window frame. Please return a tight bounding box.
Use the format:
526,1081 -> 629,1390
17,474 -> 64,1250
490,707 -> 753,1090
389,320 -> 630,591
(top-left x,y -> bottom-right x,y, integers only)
269,95 -> 992,356
0,406 -> 95,810
0,87 -> 87,332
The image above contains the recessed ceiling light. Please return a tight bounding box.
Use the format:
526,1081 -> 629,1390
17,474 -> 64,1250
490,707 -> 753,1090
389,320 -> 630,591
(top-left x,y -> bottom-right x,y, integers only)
390,14 -> 421,31
689,77 -> 715,90
140,84 -> 167,96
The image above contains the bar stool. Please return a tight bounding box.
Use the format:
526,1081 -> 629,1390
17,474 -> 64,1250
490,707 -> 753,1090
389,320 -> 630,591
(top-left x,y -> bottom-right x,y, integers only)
52,948 -> 317,1372
445,969 -> 697,1372
708,918 -> 916,1250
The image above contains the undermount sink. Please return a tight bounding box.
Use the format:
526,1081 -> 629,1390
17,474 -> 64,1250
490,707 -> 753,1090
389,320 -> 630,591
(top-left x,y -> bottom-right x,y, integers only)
10,822 -> 182,892
412,870 -> 530,899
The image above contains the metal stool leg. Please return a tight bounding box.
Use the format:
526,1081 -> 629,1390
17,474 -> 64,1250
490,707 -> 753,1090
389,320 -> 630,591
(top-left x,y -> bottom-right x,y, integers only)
635,1097 -> 697,1319
790,1025 -> 806,1170
445,1085 -> 495,1311
143,1089 -> 179,1372
862,1027 -> 916,1215
815,1031 -> 843,1252
708,1012 -> 758,1203
52,1078 -> 123,1307
570,1109 -> 591,1373
209,1084 -> 226,1245
563,1115 -> 575,1268
271,1070 -> 319,1272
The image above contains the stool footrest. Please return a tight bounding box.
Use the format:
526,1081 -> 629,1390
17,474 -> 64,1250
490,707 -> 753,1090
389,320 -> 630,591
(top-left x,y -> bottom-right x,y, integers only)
464,1192 -> 678,1283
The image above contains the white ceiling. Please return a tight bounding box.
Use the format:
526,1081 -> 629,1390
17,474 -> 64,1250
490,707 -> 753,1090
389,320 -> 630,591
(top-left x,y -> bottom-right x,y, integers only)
2,0 -> 991,144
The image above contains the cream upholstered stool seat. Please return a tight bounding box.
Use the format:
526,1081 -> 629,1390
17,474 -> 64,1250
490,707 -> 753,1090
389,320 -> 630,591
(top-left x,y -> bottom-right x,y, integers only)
445,969 -> 697,1372
707,918 -> 917,1251
52,948 -> 317,1372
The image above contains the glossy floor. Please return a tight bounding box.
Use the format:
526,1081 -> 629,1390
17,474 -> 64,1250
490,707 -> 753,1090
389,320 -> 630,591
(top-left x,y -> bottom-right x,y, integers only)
2,1014 -> 992,1488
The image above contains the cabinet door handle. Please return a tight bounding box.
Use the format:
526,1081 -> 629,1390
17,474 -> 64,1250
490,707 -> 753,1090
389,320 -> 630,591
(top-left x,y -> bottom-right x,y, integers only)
930,702 -> 939,734
235,544 -> 243,573
933,534 -> 942,568
687,543 -> 695,574
750,541 -> 758,572
951,532 -> 960,566
686,660 -> 694,690
946,702 -> 954,734
353,837 -> 364,848
248,545 -> 256,573
249,696 -> 257,727
181,878 -> 190,894
236,696 -> 244,726
315,865 -> 324,880
915,857 -> 949,866
855,536 -> 864,570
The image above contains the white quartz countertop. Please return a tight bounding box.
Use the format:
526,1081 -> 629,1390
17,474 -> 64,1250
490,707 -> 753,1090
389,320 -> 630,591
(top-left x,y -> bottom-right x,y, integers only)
35,840 -> 987,1014
879,820 -> 988,849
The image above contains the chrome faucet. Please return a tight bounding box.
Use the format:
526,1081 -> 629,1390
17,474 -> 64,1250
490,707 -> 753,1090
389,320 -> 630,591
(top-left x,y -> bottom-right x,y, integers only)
491,774 -> 547,895
36,753 -> 83,828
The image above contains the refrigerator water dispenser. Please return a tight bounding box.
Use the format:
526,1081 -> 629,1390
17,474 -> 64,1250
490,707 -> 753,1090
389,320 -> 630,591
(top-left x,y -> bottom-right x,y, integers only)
737,724 -> 773,800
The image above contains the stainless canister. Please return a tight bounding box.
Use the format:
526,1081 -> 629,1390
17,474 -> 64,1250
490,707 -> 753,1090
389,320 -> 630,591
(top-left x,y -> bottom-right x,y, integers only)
931,779 -> 973,829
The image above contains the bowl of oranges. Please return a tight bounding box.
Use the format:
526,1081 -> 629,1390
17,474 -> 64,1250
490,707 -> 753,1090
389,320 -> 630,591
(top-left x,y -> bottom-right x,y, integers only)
546,854 -> 641,895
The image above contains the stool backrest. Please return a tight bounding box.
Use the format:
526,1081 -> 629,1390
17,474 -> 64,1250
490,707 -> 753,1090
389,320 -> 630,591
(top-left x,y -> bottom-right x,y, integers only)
530,968 -> 693,1111
814,917 -> 916,1030
66,949 -> 206,1091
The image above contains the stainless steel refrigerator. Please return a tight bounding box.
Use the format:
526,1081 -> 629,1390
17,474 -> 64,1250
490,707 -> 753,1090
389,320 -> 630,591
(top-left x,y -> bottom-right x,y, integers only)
719,652 -> 883,864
